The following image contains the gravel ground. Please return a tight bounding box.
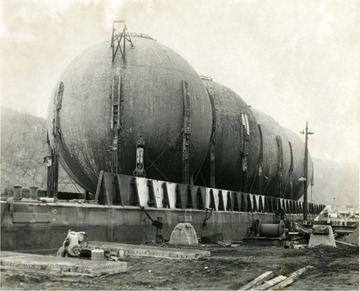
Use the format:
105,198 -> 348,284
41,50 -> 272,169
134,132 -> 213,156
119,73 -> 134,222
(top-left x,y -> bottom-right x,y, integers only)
1,243 -> 358,290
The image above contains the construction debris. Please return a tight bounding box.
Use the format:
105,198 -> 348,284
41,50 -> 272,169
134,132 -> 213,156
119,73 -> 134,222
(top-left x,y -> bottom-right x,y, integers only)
239,265 -> 314,290
336,240 -> 357,247
283,241 -> 307,249
0,251 -> 127,277
272,265 -> 314,290
238,271 -> 274,290
257,275 -> 287,290
55,230 -> 209,260
216,240 -> 232,247
89,241 -> 210,260
91,249 -> 104,261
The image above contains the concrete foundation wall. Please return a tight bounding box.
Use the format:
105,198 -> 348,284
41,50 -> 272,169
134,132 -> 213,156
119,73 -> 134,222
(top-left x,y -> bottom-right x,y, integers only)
1,200 -> 312,253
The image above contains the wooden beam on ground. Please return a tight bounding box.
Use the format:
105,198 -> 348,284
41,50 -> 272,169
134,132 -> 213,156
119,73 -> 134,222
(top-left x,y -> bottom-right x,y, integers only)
272,265 -> 314,290
335,240 -> 355,247
238,271 -> 274,290
257,275 -> 287,290
89,241 -> 211,260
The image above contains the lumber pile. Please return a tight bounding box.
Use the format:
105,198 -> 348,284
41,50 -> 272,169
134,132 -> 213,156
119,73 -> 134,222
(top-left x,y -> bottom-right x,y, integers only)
239,265 -> 314,290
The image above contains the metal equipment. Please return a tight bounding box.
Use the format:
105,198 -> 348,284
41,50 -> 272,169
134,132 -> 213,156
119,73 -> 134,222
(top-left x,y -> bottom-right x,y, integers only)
243,219 -> 290,246
139,206 -> 164,243
57,230 -> 88,257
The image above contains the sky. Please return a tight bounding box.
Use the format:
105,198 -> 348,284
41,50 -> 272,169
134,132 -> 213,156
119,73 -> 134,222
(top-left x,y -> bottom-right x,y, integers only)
1,0 -> 359,166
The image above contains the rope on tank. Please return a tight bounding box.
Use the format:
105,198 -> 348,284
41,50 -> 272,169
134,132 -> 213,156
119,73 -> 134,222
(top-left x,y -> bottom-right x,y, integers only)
56,130 -> 113,190
216,165 -> 235,190
144,156 -> 170,182
143,129 -> 187,182
58,177 -> 83,193
248,164 -> 259,194
192,154 -> 209,187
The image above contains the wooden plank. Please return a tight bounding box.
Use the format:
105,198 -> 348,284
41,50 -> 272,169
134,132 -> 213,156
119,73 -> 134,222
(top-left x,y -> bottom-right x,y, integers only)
89,241 -> 210,260
238,271 -> 274,290
257,275 -> 287,290
272,266 -> 314,290
335,240 -> 355,246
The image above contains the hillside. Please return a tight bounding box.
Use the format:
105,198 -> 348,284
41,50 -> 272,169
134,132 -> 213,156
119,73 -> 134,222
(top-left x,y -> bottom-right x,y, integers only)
1,107 -> 358,206
0,107 -> 80,193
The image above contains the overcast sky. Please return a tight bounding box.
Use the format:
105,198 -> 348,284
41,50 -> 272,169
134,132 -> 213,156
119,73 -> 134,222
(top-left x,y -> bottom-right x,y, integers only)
1,0 -> 359,166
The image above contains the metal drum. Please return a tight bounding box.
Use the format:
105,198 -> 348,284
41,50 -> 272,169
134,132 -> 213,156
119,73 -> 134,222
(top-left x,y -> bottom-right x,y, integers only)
258,220 -> 286,237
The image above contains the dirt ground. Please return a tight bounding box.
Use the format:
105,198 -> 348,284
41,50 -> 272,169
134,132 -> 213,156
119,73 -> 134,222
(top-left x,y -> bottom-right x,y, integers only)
1,243 -> 358,290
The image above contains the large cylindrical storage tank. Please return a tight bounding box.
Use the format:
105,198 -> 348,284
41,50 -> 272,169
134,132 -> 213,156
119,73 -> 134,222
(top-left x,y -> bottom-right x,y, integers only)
47,35 -> 213,193
195,79 -> 260,192
252,108 -> 312,200
251,109 -> 291,197
283,127 -> 313,200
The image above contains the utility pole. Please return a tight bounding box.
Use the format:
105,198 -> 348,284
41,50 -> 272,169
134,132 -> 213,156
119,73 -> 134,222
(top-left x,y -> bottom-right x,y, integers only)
300,121 -> 314,224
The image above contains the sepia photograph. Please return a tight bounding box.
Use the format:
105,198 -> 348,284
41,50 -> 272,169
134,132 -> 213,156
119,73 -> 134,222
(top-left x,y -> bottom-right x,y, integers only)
1,0 -> 359,290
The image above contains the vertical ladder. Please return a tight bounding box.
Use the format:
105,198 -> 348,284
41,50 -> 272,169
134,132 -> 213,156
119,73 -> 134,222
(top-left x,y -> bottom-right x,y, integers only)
288,141 -> 294,200
182,80 -> 191,184
258,124 -> 264,195
48,82 -> 64,198
207,88 -> 216,188
240,113 -> 249,192
111,72 -> 121,173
